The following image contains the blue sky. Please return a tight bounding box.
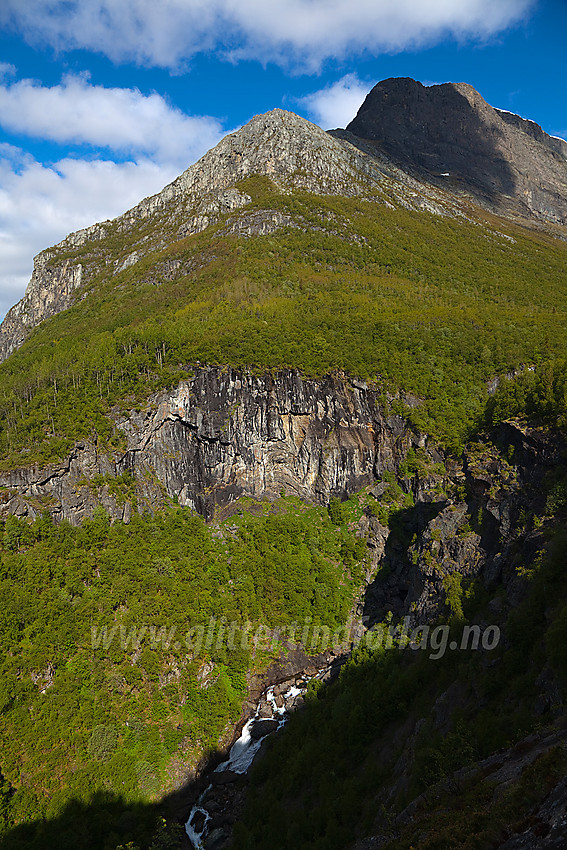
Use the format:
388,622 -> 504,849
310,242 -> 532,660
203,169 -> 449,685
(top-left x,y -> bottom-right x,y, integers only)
0,0 -> 565,318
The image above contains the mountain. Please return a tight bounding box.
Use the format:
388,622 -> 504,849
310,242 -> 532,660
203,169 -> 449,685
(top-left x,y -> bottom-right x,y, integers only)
344,77 -> 567,227
0,79 -> 566,850
0,108 -> 459,364
0,90 -> 566,522
4,81 -> 567,367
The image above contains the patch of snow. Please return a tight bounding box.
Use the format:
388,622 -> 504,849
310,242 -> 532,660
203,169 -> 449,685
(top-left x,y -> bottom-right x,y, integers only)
495,107 -> 538,125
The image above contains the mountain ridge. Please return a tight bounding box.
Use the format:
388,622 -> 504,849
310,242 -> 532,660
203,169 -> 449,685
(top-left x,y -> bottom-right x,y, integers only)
0,81 -> 565,499
0,104 -> 460,363
346,77 -> 567,226
7,75 -> 566,365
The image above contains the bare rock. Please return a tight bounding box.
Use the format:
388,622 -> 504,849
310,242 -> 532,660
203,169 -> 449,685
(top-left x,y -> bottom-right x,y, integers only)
346,77 -> 567,226
250,719 -> 279,740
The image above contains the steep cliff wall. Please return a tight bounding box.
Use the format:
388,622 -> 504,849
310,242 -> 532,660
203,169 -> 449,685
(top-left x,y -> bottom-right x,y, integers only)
0,367 -> 427,524
362,419 -> 563,627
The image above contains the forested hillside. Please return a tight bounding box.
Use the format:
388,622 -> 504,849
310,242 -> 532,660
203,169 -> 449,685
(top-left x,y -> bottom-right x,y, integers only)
0,99 -> 566,850
1,178 -> 567,474
0,495 -> 367,847
233,400 -> 567,848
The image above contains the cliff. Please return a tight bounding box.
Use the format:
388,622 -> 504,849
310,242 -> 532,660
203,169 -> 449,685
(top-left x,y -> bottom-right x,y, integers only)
0,366 -> 424,524
3,358 -> 561,638
346,77 -> 567,226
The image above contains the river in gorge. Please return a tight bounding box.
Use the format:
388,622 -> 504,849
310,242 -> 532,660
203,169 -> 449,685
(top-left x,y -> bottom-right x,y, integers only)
184,667 -> 332,849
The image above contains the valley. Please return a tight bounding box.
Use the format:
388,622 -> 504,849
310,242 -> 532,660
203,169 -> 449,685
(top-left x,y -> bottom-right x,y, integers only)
0,78 -> 566,849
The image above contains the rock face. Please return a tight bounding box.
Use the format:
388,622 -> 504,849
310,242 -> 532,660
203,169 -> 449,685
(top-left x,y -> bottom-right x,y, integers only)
0,366 -> 422,524
362,420 -> 564,627
2,358 -> 560,641
0,256 -> 83,362
346,77 -> 567,225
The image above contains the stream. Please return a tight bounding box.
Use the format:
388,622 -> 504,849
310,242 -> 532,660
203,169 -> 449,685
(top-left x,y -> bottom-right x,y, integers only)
184,671 -> 325,848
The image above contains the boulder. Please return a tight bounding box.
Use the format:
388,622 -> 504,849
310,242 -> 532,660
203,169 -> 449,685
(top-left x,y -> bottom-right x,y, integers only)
250,719 -> 279,740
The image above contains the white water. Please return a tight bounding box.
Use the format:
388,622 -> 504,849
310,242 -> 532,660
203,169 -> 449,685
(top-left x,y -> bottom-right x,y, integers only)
185,797 -> 211,850
219,716 -> 264,774
283,684 -> 303,700
184,678 -> 316,848
266,685 -> 286,718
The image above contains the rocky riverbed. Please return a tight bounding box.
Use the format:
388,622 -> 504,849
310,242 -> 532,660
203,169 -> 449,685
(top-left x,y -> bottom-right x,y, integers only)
178,650 -> 348,850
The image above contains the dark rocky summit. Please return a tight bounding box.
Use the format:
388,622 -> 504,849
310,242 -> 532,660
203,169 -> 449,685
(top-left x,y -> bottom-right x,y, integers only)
345,77 -> 567,225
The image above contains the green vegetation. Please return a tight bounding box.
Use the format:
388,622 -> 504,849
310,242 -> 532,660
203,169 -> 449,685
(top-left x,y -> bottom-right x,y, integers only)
386,744 -> 567,850
486,359 -> 567,430
442,572 -> 464,619
1,172 -> 567,850
232,503 -> 567,850
0,497 -> 366,847
1,182 -> 567,470
367,474 -> 414,527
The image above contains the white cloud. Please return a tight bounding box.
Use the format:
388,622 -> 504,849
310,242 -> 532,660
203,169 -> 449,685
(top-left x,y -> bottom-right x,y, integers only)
0,75 -> 229,319
0,0 -> 535,70
0,149 -> 184,318
299,74 -> 373,129
0,74 -> 225,171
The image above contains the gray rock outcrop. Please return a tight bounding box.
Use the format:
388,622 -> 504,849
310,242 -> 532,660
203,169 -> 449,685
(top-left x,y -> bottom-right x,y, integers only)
0,366 -> 421,524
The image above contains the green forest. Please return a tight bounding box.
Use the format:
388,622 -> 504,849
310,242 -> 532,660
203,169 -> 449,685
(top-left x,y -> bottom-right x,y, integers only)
0,496 -> 366,847
1,178 -> 567,470
0,174 -> 566,849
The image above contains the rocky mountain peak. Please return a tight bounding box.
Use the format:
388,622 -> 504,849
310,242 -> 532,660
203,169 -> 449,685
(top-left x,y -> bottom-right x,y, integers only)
0,109 -> 359,363
0,103 -> 454,363
169,107 -> 366,199
347,76 -> 567,225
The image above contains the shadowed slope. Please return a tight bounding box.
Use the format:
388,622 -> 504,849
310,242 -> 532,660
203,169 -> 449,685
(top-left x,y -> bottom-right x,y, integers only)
346,77 -> 567,225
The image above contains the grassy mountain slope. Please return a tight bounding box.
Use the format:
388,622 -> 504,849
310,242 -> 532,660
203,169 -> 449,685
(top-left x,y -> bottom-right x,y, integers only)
1,176 -> 566,473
